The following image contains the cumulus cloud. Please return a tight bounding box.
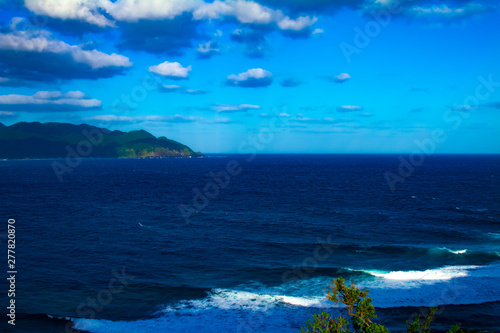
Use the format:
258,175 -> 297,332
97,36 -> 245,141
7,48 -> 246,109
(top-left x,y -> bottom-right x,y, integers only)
149,61 -> 192,79
330,73 -> 351,83
24,0 -> 115,27
21,3 -> 201,55
24,0 -> 201,25
24,0 -> 318,36
0,91 -> 101,112
197,41 -> 220,59
337,105 -> 363,112
193,0 -> 274,23
103,0 -> 201,22
21,0 -> 324,57
160,85 -> 207,95
212,104 -> 261,112
0,25 -> 132,84
193,0 -> 317,33
277,15 -> 317,31
226,68 -> 273,87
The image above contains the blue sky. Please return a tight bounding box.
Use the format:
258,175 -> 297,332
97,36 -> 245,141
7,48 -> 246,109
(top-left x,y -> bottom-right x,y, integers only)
0,0 -> 499,153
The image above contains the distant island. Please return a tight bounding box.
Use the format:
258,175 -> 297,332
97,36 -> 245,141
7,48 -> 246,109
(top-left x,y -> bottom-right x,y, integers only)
0,122 -> 202,159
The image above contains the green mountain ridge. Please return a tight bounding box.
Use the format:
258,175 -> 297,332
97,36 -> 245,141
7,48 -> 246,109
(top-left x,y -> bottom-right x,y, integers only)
0,122 -> 202,159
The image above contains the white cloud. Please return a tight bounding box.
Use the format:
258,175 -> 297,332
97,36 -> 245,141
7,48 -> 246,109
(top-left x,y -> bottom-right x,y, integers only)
410,3 -> 487,18
194,0 -> 274,23
0,29 -> 132,70
160,85 -> 207,95
33,91 -> 63,99
337,105 -> 363,112
32,90 -> 87,100
24,0 -> 201,25
162,84 -> 182,90
198,41 -> 218,53
193,0 -> 316,32
64,91 -> 87,99
23,0 -> 318,40
184,89 -> 207,95
102,0 -> 201,22
24,0 -> 115,27
149,61 -> 192,78
312,28 -> 324,35
197,41 -> 220,58
226,68 -> 273,87
261,112 -> 290,118
228,68 -> 271,81
364,0 -> 490,21
294,114 -> 343,124
453,105 -> 472,112
86,114 -> 231,124
213,104 -> 261,112
0,90 -> 101,111
333,73 -> 351,83
277,16 -> 317,31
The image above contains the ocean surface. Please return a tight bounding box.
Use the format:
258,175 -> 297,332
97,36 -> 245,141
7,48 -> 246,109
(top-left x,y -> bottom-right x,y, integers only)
1,154 -> 499,333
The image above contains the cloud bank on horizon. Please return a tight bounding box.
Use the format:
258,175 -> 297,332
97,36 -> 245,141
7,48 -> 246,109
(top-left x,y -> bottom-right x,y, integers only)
0,0 -> 498,153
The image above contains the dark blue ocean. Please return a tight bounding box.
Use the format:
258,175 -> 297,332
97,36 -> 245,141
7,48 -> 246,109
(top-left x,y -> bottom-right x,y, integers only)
1,154 -> 499,333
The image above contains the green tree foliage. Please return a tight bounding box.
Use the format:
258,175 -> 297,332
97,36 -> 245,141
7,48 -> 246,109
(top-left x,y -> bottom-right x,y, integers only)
301,277 -> 486,333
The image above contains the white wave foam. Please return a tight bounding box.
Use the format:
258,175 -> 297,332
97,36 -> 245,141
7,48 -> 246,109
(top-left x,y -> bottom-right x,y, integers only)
72,263 -> 500,333
365,265 -> 475,281
160,287 -> 329,314
436,247 -> 468,255
428,247 -> 468,255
